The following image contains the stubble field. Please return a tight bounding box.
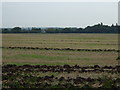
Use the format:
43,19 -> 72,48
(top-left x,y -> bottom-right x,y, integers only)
2,33 -> 118,66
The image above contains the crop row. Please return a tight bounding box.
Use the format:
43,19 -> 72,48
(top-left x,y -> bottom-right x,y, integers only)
2,46 -> 120,52
2,72 -> 120,89
2,75 -> 120,85
2,64 -> 120,73
2,64 -> 120,89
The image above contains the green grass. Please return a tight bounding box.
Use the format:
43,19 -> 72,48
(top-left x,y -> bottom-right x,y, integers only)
16,54 -> 68,60
3,54 -> 93,60
3,62 -> 71,66
2,47 -> 118,66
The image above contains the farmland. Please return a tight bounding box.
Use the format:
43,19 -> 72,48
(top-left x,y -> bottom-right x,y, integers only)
2,34 -> 118,49
2,64 -> 120,89
2,34 -> 118,65
2,33 -> 120,89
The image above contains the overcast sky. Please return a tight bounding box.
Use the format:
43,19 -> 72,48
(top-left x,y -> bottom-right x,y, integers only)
2,2 -> 118,28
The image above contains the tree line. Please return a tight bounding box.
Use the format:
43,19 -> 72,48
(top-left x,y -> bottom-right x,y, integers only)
1,23 -> 120,33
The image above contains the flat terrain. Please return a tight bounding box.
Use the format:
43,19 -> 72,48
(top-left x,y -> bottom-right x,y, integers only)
2,33 -> 118,49
2,34 -> 118,66
2,33 -> 120,89
2,64 -> 120,89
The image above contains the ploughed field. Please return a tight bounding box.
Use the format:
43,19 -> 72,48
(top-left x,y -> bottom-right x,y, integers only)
2,34 -> 120,89
2,64 -> 120,88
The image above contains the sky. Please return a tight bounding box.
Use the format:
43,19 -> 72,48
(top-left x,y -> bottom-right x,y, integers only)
2,2 -> 118,28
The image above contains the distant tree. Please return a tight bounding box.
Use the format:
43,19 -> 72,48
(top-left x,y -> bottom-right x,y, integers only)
1,23 -> 120,33
76,28 -> 83,33
100,22 -> 103,26
63,28 -> 72,33
116,23 -> 118,26
31,28 -> 41,33
45,28 -> 57,33
11,27 -> 21,33
111,24 -> 114,27
2,28 -> 9,33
